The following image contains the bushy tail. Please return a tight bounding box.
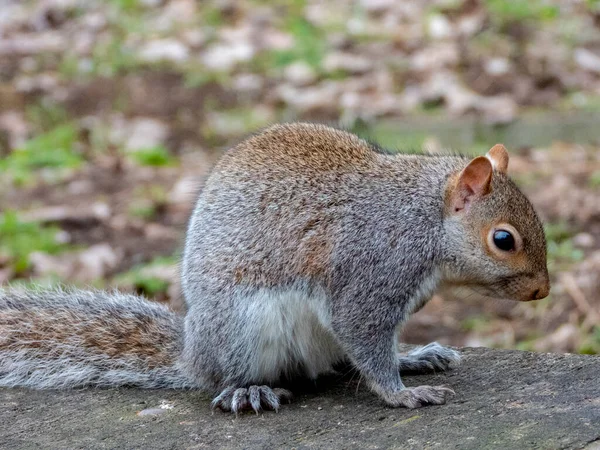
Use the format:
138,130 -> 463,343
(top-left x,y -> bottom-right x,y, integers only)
0,287 -> 197,389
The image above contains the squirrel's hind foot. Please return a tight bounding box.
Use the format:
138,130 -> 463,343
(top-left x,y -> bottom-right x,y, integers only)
211,385 -> 293,415
397,342 -> 461,374
381,385 -> 455,409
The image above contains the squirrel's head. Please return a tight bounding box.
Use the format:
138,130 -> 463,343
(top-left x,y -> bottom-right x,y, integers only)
442,145 -> 549,302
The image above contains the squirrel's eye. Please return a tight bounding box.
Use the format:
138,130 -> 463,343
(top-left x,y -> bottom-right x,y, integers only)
493,230 -> 515,252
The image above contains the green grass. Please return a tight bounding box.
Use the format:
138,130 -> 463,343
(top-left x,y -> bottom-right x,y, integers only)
25,101 -> 70,133
127,273 -> 169,296
107,0 -> 141,12
0,211 -> 70,274
129,146 -> 175,167
258,1 -> 326,73
578,326 -> 600,354
484,0 -> 559,24
128,202 -> 158,220
460,315 -> 493,332
184,69 -> 230,89
586,0 -> 600,12
58,0 -> 148,79
270,17 -> 325,69
544,221 -> 574,243
515,333 -> 543,351
0,124 -> 82,185
588,170 -> 600,188
544,222 -> 584,271
127,185 -> 168,220
90,35 -> 139,77
114,256 -> 177,296
202,4 -> 225,27
547,239 -> 584,268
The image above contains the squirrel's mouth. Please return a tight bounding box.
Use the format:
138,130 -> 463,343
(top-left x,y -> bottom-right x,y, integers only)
440,272 -> 550,302
459,275 -> 550,302
471,286 -> 545,303
444,284 -> 523,303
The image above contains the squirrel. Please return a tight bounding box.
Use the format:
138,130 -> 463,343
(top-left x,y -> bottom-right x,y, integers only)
0,123 -> 549,414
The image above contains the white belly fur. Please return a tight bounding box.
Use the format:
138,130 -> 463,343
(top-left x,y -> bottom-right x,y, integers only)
243,287 -> 346,383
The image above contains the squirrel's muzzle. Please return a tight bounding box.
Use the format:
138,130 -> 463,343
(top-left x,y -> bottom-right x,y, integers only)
527,272 -> 550,301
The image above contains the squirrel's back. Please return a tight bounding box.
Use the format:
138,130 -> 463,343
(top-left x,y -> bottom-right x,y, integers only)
183,123 -> 467,291
226,122 -> 378,170
0,288 -> 194,389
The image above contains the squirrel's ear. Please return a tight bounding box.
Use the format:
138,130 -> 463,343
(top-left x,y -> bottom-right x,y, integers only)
450,156 -> 493,213
486,144 -> 509,173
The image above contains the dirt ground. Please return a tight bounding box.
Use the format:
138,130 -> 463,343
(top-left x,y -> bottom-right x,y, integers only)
0,0 -> 599,353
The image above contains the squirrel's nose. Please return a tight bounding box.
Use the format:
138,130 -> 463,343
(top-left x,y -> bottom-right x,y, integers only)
530,275 -> 550,300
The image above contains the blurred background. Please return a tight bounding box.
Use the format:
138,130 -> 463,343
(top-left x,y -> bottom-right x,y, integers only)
0,0 -> 599,354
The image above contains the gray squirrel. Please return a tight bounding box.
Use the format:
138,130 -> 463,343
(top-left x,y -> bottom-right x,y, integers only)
0,123 -> 549,413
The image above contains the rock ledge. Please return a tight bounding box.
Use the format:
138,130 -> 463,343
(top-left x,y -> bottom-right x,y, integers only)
1,348 -> 599,449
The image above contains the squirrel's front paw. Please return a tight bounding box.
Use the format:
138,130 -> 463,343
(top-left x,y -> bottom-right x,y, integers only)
211,385 -> 293,415
398,342 -> 461,374
381,385 -> 455,409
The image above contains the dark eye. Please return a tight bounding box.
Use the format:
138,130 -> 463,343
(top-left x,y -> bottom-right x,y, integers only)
493,230 -> 515,251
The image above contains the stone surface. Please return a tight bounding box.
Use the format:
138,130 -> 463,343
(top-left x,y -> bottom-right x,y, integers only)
0,348 -> 599,449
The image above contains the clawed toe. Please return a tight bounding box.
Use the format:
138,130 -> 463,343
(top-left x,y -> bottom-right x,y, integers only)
211,385 -> 293,415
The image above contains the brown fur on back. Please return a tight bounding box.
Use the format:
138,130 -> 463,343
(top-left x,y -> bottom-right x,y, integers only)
230,123 -> 377,172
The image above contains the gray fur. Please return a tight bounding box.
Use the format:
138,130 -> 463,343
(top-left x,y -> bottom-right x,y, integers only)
0,287 -> 196,389
180,123 -> 546,409
180,124 -> 468,407
0,123 -> 548,412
